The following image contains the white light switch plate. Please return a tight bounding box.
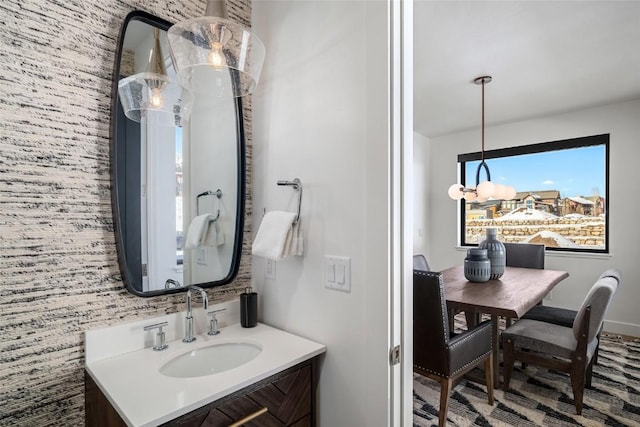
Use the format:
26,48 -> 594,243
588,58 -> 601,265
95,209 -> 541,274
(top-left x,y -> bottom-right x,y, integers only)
196,248 -> 207,265
324,255 -> 351,292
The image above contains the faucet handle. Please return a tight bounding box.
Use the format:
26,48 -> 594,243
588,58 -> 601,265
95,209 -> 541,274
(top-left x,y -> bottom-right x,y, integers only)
207,309 -> 226,336
144,321 -> 169,351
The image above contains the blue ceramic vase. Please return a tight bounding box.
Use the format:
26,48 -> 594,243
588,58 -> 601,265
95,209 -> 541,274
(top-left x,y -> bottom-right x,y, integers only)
478,227 -> 505,279
464,248 -> 491,282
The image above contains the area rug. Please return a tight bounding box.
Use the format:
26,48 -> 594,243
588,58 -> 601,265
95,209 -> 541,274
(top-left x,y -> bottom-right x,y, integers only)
413,333 -> 640,426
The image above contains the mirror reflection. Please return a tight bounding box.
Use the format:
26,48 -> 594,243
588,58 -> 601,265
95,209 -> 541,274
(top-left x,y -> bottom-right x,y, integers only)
111,11 -> 244,297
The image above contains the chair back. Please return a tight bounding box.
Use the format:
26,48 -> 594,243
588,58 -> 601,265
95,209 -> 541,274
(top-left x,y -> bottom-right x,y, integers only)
414,270 -> 450,375
504,242 -> 545,269
599,269 -> 622,283
413,254 -> 430,271
573,271 -> 621,342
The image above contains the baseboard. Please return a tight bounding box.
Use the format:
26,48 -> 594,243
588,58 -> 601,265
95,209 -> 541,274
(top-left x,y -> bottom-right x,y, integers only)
602,319 -> 640,339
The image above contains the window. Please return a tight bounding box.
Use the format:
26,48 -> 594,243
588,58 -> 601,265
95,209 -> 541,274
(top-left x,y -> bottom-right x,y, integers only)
175,128 -> 184,265
459,134 -> 609,253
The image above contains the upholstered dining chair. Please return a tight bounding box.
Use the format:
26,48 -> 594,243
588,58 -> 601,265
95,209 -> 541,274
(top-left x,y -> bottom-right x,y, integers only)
414,270 -> 494,426
503,242 -> 545,327
521,269 -> 621,366
501,270 -> 620,415
413,254 -> 430,271
503,242 -> 545,269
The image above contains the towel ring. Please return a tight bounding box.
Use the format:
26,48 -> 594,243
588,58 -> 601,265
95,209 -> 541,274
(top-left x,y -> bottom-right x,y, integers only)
196,189 -> 222,222
277,178 -> 302,224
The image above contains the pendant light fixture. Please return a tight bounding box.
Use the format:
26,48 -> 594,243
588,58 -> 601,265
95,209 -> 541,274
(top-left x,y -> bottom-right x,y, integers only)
166,0 -> 265,97
448,76 -> 516,202
118,28 -> 194,127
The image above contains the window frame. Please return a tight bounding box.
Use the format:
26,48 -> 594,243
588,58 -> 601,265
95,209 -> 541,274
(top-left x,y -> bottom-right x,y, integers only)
458,133 -> 610,254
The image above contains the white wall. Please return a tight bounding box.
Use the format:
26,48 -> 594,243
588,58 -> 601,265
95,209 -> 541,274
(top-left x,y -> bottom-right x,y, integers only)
421,98 -> 640,336
413,132 -> 430,258
252,1 -> 392,426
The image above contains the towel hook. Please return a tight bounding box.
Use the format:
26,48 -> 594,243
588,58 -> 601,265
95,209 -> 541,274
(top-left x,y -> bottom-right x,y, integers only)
277,178 -> 302,224
196,189 -> 222,221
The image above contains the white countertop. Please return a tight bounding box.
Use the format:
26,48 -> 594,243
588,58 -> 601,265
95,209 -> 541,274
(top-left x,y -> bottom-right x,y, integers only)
85,309 -> 326,427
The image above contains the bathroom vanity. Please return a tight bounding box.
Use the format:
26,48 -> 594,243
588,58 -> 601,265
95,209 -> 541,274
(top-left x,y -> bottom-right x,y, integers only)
84,312 -> 326,426
98,9 -> 324,425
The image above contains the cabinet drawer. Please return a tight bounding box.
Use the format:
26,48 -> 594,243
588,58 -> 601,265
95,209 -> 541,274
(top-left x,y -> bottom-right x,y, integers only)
86,357 -> 317,427
168,362 -> 312,427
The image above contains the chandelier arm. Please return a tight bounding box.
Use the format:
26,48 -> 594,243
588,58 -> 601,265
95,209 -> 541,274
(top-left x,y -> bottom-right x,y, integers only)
475,161 -> 491,187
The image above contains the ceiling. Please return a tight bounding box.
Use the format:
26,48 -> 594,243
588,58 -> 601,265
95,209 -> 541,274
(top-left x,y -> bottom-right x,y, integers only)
413,1 -> 640,138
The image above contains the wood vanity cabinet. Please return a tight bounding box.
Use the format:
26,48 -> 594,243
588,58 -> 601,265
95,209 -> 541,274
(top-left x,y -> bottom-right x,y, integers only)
85,357 -> 318,427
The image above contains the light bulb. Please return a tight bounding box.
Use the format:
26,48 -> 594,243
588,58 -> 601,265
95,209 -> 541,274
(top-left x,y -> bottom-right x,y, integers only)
476,196 -> 488,203
150,87 -> 164,108
448,183 -> 464,200
476,180 -> 495,199
208,42 -> 226,69
464,191 -> 477,201
493,184 -> 507,200
504,186 -> 517,200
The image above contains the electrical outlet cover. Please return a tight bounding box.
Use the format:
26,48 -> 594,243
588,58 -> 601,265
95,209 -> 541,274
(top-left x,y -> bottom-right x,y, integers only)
265,258 -> 276,280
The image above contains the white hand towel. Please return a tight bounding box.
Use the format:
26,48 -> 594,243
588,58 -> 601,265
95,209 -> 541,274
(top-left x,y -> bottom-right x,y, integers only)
215,221 -> 225,246
293,220 -> 303,256
203,219 -> 225,247
252,211 -> 299,260
283,220 -> 303,257
184,214 -> 216,249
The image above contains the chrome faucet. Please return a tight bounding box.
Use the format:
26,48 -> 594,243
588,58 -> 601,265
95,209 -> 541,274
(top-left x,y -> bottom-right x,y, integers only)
183,286 -> 209,342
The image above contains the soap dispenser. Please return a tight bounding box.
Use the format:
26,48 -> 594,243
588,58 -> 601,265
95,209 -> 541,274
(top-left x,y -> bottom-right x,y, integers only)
240,287 -> 257,328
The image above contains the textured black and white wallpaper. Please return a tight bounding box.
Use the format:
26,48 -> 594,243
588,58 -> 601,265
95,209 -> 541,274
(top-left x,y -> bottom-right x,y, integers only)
0,0 -> 253,424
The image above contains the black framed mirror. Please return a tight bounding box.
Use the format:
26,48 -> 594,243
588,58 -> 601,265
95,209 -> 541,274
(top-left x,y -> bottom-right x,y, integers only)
110,11 -> 245,297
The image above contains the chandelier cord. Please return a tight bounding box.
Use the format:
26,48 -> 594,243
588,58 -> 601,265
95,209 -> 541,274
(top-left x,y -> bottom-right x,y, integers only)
481,78 -> 485,162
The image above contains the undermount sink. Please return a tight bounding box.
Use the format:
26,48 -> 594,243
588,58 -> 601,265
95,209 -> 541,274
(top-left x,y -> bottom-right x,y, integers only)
160,341 -> 262,378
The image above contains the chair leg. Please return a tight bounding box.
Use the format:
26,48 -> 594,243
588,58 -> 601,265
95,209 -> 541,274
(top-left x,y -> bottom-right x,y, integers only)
484,353 -> 494,404
593,331 -> 602,365
502,337 -> 515,392
570,358 -> 587,415
439,378 -> 452,427
586,357 -> 595,388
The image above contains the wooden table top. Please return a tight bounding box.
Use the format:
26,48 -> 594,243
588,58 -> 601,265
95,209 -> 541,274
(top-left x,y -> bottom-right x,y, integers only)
441,265 -> 569,319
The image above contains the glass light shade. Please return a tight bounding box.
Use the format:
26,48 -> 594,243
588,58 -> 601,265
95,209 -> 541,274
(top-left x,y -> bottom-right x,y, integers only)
448,183 -> 464,200
504,185 -> 517,200
476,180 -> 495,199
463,191 -> 477,201
475,196 -> 488,203
167,16 -> 265,97
492,184 -> 507,200
118,72 -> 194,126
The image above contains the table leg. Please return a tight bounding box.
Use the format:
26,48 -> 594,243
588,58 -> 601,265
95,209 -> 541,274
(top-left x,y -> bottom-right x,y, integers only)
491,314 -> 499,387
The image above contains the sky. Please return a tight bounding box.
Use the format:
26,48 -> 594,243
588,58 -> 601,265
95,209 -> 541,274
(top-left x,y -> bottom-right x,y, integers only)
465,145 -> 606,198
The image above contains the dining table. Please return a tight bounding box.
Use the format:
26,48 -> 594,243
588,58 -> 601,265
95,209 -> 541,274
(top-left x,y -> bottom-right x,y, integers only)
441,265 -> 570,386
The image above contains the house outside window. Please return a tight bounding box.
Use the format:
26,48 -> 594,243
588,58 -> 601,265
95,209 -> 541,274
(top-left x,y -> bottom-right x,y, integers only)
459,134 -> 609,253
